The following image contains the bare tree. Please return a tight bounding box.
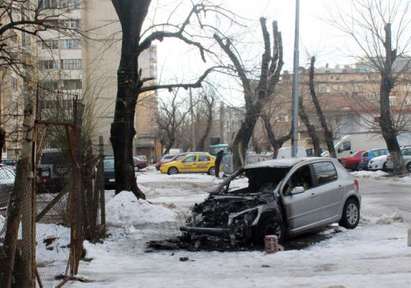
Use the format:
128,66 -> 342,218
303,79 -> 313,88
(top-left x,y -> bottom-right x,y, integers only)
196,88 -> 216,151
157,89 -> 192,154
299,93 -> 322,156
214,18 -> 283,169
331,0 -> 411,174
260,113 -> 291,158
308,56 -> 336,157
110,0 -> 229,198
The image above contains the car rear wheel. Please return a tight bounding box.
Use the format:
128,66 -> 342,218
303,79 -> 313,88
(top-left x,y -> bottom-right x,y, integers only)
407,162 -> 411,172
382,162 -> 388,171
339,198 -> 360,229
167,167 -> 179,175
208,167 -> 216,175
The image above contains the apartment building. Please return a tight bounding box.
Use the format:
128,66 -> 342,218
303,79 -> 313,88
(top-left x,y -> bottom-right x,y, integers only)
36,0 -> 159,158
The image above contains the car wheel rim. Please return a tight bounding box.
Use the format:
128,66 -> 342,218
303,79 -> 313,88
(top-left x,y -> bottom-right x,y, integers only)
169,168 -> 177,174
346,203 -> 359,225
407,164 -> 411,172
209,168 -> 215,175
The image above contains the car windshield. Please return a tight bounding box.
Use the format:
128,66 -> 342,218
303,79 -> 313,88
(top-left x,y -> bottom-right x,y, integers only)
223,167 -> 291,194
163,155 -> 175,160
104,159 -> 114,171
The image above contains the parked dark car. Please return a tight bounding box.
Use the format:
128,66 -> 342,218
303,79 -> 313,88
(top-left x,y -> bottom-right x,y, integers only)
104,156 -> 115,189
181,158 -> 360,247
1,159 -> 16,168
0,165 -> 16,208
37,149 -> 70,194
134,155 -> 148,170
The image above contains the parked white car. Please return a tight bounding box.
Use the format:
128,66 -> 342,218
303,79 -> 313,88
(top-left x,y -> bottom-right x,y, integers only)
368,155 -> 389,171
385,147 -> 411,172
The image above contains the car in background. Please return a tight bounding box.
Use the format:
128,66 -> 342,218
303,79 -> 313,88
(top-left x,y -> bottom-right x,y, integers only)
385,147 -> 411,172
160,152 -> 216,175
37,149 -> 70,193
181,158 -> 360,246
2,159 -> 16,168
368,154 -> 389,171
340,150 -> 365,170
155,154 -> 182,170
358,148 -> 388,170
0,165 -> 15,208
104,156 -> 115,189
133,155 -> 148,170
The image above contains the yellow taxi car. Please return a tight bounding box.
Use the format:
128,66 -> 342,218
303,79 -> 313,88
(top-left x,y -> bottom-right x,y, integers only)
160,152 -> 216,175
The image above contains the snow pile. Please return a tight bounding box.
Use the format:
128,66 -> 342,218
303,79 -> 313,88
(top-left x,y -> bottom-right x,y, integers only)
106,191 -> 177,227
351,170 -> 389,178
375,212 -> 404,225
36,223 -> 70,263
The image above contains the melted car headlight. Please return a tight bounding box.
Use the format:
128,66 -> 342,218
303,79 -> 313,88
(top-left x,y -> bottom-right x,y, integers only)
228,208 -> 260,226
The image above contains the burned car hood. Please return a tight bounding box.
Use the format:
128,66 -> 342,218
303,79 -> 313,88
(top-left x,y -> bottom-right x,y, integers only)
191,193 -> 273,228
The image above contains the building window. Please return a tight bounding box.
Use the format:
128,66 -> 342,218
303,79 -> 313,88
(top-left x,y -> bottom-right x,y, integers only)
40,60 -> 59,70
42,39 -> 59,49
61,39 -> 80,49
60,0 -> 80,9
62,79 -> 82,90
61,59 -> 82,70
39,0 -> 59,9
61,19 -> 80,29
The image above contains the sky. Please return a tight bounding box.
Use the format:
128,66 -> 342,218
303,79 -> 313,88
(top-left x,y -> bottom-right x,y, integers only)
144,0 -> 370,106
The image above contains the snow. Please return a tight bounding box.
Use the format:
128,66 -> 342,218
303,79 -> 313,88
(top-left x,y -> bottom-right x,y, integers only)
106,191 -> 177,227
351,170 -> 389,178
35,169 -> 411,287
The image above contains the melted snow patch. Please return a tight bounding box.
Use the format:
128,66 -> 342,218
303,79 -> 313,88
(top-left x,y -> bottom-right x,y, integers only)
351,170 -> 389,178
106,191 -> 177,226
375,212 -> 404,225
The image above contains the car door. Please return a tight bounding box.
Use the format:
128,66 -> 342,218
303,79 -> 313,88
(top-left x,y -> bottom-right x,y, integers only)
196,154 -> 210,172
310,161 -> 343,222
281,164 -> 320,231
180,154 -> 197,172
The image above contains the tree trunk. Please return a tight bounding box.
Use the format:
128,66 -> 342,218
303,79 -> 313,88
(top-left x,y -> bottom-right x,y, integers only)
1,73 -> 35,288
261,114 -> 291,158
309,56 -> 336,158
110,0 -> 151,199
379,23 -> 403,175
0,127 -> 5,162
197,101 -> 213,151
299,96 -> 321,156
231,105 -> 259,170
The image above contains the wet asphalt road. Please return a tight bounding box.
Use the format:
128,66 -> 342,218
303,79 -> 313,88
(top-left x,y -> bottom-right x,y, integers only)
359,178 -> 411,222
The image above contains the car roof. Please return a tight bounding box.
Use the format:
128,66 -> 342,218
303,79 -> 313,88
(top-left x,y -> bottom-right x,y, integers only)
244,157 -> 326,169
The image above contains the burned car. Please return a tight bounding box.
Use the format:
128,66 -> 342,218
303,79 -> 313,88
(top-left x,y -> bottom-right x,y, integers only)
181,158 -> 361,247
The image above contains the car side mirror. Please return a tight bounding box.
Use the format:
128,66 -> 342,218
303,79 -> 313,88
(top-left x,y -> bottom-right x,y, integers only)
291,186 -> 305,195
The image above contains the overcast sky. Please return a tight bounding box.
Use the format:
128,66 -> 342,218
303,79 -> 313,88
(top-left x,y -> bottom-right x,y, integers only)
145,0 -> 393,106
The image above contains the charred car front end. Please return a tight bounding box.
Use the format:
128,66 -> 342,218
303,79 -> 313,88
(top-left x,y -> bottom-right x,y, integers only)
180,166 -> 290,247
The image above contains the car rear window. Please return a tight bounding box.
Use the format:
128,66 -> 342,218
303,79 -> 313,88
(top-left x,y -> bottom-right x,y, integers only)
312,162 -> 338,186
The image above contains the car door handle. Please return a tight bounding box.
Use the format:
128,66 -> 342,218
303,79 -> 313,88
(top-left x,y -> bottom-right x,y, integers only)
311,192 -> 318,198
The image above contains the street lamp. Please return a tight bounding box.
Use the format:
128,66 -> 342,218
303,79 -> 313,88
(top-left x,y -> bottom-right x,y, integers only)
291,0 -> 300,157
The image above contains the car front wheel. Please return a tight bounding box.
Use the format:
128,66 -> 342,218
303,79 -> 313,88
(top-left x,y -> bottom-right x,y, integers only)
253,218 -> 285,246
339,198 -> 360,229
208,167 -> 216,175
407,162 -> 411,172
167,167 -> 179,175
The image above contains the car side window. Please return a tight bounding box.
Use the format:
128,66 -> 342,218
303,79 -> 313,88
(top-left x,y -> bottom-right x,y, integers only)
312,162 -> 338,186
362,152 -> 368,158
183,155 -> 196,163
198,155 -> 209,162
402,148 -> 411,156
283,165 -> 313,195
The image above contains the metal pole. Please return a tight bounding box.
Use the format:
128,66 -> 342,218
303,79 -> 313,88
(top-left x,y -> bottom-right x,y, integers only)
189,88 -> 196,151
291,0 -> 300,157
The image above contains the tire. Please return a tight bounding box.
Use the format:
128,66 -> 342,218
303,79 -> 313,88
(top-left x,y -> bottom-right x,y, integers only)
253,217 -> 285,246
382,162 -> 388,172
407,162 -> 411,172
339,198 -> 360,229
167,167 -> 179,175
208,166 -> 216,176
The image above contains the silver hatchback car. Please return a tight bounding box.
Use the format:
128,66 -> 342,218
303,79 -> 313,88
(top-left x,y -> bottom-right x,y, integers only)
181,157 -> 361,246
